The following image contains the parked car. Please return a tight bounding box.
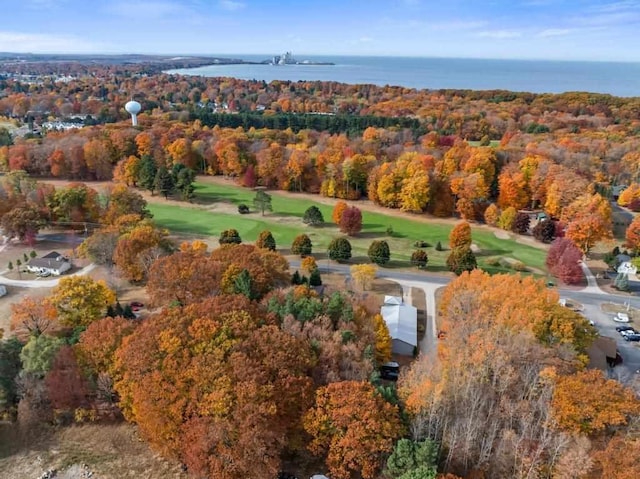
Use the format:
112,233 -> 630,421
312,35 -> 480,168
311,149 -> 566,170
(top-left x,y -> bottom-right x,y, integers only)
620,328 -> 639,337
616,325 -> 635,332
130,301 -> 144,311
37,271 -> 51,278
380,361 -> 400,381
614,312 -> 630,323
623,333 -> 640,342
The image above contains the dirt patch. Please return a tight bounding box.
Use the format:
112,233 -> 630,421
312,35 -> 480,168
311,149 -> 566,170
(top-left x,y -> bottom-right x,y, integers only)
601,302 -> 638,321
0,423 -> 187,479
470,243 -> 481,253
493,230 -> 511,240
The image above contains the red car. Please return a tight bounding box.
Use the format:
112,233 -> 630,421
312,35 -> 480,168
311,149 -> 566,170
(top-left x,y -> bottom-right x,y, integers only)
130,301 -> 144,311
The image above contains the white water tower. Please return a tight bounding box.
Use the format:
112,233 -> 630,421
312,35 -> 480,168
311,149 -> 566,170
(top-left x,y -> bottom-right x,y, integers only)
125,100 -> 142,126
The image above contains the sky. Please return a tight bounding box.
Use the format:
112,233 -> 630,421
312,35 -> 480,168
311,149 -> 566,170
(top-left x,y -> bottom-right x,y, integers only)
2,0 -> 640,62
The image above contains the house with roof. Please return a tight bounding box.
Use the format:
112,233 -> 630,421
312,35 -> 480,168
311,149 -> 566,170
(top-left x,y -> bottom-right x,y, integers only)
380,295 -> 417,356
26,251 -> 71,276
587,336 -> 620,370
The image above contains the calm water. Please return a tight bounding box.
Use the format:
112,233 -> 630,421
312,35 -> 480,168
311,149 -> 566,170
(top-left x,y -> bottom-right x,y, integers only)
167,55 -> 640,97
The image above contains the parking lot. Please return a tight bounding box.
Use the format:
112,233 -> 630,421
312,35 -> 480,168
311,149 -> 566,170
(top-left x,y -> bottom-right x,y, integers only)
582,302 -> 640,378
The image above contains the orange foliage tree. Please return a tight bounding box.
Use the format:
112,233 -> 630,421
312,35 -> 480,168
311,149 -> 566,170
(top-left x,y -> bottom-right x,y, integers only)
551,369 -> 640,436
449,221 -> 472,250
114,296 -> 314,479
303,381 -> 404,479
10,296 -> 58,341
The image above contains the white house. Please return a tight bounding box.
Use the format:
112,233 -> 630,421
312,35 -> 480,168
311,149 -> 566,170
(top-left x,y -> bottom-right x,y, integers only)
26,251 -> 71,276
380,295 -> 418,356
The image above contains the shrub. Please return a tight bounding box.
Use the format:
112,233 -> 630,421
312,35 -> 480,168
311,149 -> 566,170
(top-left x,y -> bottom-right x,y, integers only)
291,234 -> 312,257
484,203 -> 499,226
414,240 -> 429,248
512,261 -> 528,272
238,204 -> 250,214
291,270 -> 303,285
497,207 -> 517,231
256,230 -> 276,251
533,220 -> 556,243
368,240 -> 390,266
484,257 -> 500,267
435,241 -> 443,251
410,250 -> 428,269
219,229 -> 242,244
512,212 -> 531,235
386,226 -> 394,237
328,237 -> 352,263
303,206 -> 324,226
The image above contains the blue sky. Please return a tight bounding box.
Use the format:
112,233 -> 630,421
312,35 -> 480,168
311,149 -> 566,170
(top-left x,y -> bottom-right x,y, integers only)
3,0 -> 640,61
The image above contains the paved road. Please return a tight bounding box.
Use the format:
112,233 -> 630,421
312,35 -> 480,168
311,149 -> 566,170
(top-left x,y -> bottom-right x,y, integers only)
0,263 -> 97,288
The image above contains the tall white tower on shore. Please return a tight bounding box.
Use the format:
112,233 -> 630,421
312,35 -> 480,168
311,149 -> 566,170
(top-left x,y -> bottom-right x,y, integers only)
125,100 -> 142,126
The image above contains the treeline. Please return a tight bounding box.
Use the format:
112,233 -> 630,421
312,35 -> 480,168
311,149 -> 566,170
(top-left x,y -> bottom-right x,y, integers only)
190,109 -> 425,136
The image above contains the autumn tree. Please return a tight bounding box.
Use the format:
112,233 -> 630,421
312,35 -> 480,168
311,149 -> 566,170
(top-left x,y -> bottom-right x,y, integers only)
625,215 -> 640,254
76,316 -> 135,377
291,234 -> 312,256
368,240 -> 390,266
339,206 -> 362,236
533,219 -> 556,243
1,203 -> 45,243
551,369 -> 640,435
411,250 -> 428,269
350,264 -> 378,291
332,200 -> 348,225
546,238 -> 583,285
303,205 -> 324,226
146,249 -> 224,307
563,193 -> 612,254
113,222 -> 173,282
373,313 -> 392,364
10,297 -> 57,341
20,334 -> 65,377
49,276 -> 116,328
256,230 -> 276,251
449,221 -> 472,250
45,346 -> 89,412
114,297 -> 314,479
483,203 -> 499,226
446,246 -> 477,276
512,212 -> 531,235
103,184 -> 150,225
328,237 -> 352,263
303,381 -> 404,479
497,206 -> 517,231
594,436 -> 640,479
385,439 -> 439,479
219,228 -> 242,245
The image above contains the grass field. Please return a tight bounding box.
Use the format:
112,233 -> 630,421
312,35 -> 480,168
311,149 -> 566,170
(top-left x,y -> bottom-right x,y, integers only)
148,181 -> 547,274
467,140 -> 501,147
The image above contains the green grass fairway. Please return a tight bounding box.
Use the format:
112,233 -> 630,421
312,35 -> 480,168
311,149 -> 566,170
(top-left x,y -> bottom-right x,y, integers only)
148,181 -> 547,274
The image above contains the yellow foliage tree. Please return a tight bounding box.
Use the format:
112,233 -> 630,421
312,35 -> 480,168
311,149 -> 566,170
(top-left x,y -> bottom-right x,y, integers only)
49,276 -> 116,328
373,314 -> 392,364
484,203 -> 499,226
301,256 -> 318,275
350,264 -> 378,291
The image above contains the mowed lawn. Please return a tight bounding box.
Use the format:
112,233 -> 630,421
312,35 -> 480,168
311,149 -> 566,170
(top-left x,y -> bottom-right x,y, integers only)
148,181 -> 547,273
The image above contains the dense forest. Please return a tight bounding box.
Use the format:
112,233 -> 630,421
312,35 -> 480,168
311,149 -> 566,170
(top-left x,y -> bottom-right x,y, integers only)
1,62 -> 639,479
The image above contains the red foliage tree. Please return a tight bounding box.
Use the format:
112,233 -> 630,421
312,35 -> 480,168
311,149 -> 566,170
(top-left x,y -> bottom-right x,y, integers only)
546,238 -> 583,285
339,206 -> 363,236
45,346 -> 90,411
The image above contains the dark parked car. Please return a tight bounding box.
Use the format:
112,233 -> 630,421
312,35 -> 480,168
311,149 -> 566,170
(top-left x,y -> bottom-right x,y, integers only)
623,333 -> 640,342
380,361 -> 400,381
616,325 -> 635,332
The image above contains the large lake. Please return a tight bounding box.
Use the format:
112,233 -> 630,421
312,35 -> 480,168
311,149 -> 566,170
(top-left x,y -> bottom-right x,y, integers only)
166,55 -> 640,97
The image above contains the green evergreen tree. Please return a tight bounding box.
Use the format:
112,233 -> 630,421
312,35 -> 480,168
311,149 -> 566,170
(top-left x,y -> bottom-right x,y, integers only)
7,261 -> 12,271
309,268 -> 322,286
174,165 -> 196,201
154,166 -> 175,199
114,301 -> 124,317
291,270 -> 302,285
29,250 -> 37,259
328,237 -> 352,263
256,230 -> 276,251
435,241 -> 443,251
0,338 -> 23,414
368,240 -> 391,265
138,155 -> 157,194
123,305 -> 136,319
233,268 -> 254,299
303,206 -> 324,226
253,189 -> 273,216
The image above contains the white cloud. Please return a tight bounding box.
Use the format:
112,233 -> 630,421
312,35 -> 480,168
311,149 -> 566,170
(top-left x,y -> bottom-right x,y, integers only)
538,28 -> 572,37
477,30 -> 522,39
219,0 -> 245,11
0,31 -> 106,53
